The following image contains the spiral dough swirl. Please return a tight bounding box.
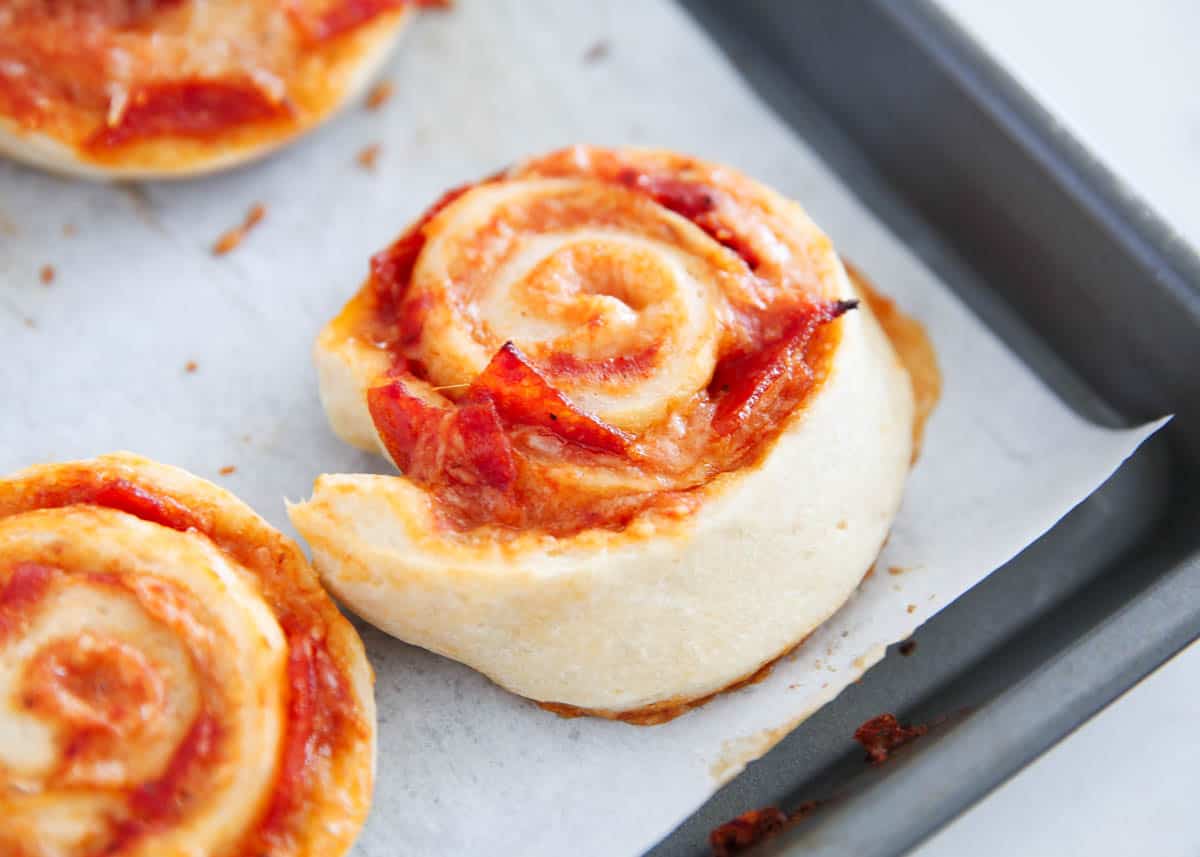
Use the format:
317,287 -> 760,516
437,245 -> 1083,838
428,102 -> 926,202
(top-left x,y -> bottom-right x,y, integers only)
320,146 -> 860,535
0,455 -> 374,857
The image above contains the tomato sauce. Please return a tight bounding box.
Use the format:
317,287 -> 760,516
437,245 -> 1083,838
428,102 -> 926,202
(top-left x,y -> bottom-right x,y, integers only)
0,562 -> 54,642
28,476 -> 204,533
255,622 -> 354,850
86,79 -> 291,150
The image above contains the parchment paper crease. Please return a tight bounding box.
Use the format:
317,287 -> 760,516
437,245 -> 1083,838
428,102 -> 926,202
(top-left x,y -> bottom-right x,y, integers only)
0,2 -> 1165,855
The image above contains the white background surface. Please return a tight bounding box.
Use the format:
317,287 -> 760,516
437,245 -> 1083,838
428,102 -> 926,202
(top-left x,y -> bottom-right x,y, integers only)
917,2 -> 1200,855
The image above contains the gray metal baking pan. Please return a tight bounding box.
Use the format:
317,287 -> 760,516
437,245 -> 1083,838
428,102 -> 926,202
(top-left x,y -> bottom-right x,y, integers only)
648,1 -> 1200,854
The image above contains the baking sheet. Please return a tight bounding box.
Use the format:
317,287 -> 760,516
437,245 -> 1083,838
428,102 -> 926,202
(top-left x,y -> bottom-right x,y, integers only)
0,1 -> 1166,856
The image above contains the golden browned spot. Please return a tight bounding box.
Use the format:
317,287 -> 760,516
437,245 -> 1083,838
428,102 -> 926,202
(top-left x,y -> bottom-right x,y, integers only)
887,565 -> 907,576
39,265 -> 55,285
184,360 -> 198,373
218,466 -> 236,476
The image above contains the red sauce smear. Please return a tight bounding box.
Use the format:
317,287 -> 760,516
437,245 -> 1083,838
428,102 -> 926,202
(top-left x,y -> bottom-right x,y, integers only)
85,79 -> 291,150
29,476 -> 204,534
615,169 -> 761,269
540,344 -> 660,386
0,562 -> 54,642
257,623 -> 352,847
107,714 -> 220,850
853,713 -> 928,765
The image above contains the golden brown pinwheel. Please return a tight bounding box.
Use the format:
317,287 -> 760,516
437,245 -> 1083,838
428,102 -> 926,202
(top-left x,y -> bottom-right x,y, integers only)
291,145 -> 930,723
0,454 -> 375,856
0,0 -> 441,178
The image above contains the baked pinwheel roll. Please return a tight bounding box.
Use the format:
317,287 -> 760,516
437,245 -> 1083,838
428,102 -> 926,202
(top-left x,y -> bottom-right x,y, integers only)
0,0 -> 430,179
291,145 -> 924,723
0,454 -> 375,856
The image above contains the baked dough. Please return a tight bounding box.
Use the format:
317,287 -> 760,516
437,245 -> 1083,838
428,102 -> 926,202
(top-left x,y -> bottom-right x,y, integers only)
291,146 -> 919,721
0,453 -> 375,856
0,1 -> 417,179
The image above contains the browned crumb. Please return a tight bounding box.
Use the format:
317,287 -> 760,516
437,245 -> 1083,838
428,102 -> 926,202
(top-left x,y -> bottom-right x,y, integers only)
836,519 -> 847,530
184,360 -> 198,373
356,143 -> 382,171
23,317 -> 36,329
898,639 -> 917,656
583,39 -> 610,63
213,203 -> 266,256
365,80 -> 394,111
907,604 -> 917,614
854,713 -> 927,765
709,801 -> 821,856
888,565 -> 908,576
39,265 -> 55,285
218,465 -> 237,476
62,223 -> 77,237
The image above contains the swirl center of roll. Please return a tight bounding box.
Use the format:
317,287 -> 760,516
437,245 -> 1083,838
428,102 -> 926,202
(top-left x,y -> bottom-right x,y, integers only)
24,633 -> 166,737
408,179 -> 736,429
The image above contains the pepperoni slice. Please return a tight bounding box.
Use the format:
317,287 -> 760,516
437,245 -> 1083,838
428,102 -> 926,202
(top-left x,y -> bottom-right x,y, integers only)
711,300 -> 857,436
367,380 -> 517,490
85,79 -> 291,150
470,343 -> 633,456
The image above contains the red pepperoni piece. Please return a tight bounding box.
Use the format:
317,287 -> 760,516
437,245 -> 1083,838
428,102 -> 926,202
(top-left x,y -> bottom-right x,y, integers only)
85,79 -> 291,150
711,299 -> 857,436
367,380 -> 517,490
469,343 -> 633,456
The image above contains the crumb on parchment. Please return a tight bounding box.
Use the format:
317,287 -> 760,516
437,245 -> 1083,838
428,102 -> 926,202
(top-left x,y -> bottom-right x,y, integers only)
357,143 -> 382,171
366,80 -> 394,110
219,465 -> 236,476
584,40 -> 610,63
39,265 -> 55,285
213,203 -> 266,255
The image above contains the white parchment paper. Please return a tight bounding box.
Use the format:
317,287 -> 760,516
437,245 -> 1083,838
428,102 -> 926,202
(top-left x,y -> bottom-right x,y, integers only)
0,2 -> 1166,855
